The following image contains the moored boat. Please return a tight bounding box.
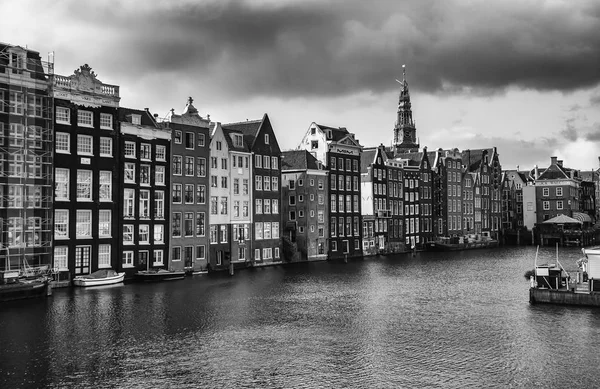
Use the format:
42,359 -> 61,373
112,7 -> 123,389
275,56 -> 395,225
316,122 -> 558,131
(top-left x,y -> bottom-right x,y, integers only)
134,269 -> 186,282
0,270 -> 49,302
73,269 -> 125,287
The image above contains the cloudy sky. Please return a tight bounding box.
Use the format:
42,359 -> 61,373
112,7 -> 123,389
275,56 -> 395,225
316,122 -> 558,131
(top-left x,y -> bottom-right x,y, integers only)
2,0 -> 600,170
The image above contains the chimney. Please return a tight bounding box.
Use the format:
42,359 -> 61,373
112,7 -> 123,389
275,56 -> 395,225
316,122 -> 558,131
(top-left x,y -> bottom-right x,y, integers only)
551,156 -> 558,165
535,165 -> 539,180
557,160 -> 563,167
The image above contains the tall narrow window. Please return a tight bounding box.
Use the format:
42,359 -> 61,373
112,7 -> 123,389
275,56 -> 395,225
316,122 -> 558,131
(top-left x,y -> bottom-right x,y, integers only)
77,170 -> 92,201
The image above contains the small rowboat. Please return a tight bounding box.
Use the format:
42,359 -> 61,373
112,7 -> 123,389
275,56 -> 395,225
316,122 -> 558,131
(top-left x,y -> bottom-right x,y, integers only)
134,269 -> 186,282
73,269 -> 125,287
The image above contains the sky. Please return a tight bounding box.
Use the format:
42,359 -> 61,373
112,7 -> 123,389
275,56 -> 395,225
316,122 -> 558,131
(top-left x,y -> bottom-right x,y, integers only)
2,0 -> 600,171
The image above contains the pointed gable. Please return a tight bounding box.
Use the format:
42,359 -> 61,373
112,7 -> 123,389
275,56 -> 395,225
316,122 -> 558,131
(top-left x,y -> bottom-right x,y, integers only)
223,113 -> 281,155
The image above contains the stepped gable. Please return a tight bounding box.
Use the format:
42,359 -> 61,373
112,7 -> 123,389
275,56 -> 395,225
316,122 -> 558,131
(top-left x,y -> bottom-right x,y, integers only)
221,127 -> 250,153
281,149 -> 321,171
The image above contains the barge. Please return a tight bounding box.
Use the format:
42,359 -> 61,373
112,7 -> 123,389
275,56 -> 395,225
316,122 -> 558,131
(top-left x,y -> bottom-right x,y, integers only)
529,246 -> 600,307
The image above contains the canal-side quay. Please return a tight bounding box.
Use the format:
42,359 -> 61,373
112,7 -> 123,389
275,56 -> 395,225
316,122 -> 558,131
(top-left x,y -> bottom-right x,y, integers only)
2,246 -> 600,389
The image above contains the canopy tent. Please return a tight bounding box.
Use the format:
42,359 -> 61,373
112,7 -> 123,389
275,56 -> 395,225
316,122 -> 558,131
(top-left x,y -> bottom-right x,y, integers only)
573,212 -> 593,223
542,214 -> 582,224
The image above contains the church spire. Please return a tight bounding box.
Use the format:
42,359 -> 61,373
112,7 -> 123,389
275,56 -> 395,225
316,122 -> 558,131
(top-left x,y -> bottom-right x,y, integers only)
393,64 -> 419,154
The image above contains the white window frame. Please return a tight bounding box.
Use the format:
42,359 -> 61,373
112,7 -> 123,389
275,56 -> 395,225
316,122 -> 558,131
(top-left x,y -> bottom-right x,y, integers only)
76,210 -> 92,238
56,132 -> 70,153
99,210 -> 111,237
100,113 -> 113,129
77,135 -> 93,156
56,107 -> 70,124
99,137 -> 113,157
77,110 -> 93,127
98,244 -> 111,268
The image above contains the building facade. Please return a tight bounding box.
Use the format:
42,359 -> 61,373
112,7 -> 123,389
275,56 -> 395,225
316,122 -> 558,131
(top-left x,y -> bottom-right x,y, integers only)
118,108 -> 171,277
52,64 -> 120,279
0,44 -> 54,273
163,98 -> 211,273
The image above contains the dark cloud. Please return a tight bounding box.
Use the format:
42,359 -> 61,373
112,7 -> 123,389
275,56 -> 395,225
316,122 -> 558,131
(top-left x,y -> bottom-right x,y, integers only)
56,0 -> 600,99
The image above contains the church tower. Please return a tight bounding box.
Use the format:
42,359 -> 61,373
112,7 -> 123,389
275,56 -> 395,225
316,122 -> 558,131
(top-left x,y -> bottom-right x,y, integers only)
393,65 -> 419,154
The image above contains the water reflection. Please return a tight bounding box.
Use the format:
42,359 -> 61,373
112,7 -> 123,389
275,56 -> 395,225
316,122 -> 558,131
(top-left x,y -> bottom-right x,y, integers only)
2,247 -> 600,388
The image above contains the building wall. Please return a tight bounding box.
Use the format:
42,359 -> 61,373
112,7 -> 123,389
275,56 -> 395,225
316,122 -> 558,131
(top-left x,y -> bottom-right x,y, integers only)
229,150 -> 252,264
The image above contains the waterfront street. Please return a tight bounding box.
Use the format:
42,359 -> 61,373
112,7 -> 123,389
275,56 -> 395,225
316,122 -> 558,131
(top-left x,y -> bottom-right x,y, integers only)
2,247 -> 600,388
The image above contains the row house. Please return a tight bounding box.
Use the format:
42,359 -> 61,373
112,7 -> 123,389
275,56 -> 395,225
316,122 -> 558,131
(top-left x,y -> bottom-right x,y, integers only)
207,123 -> 252,270
431,148 -> 463,239
223,114 -> 282,265
298,123 -> 363,260
385,157 -> 405,253
0,44 -> 54,272
52,64 -> 120,279
281,150 -> 328,261
504,169 -> 529,230
395,149 -> 433,249
162,98 -> 211,273
118,108 -> 171,277
462,148 -> 503,239
462,173 -> 476,234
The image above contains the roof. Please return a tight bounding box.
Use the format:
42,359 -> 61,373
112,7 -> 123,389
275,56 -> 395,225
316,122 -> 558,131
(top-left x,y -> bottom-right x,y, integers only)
118,107 -> 158,127
463,148 -> 494,172
542,214 -> 582,224
281,150 -> 321,171
314,123 -> 350,142
573,212 -> 593,223
222,127 -> 250,153
223,117 -> 264,149
361,148 -> 378,173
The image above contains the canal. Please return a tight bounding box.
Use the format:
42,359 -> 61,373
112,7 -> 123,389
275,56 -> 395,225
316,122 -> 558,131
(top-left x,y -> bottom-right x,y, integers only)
2,246 -> 600,388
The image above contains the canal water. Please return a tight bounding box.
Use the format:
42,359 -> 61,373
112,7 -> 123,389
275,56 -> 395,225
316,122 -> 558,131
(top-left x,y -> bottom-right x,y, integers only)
2,246 -> 600,388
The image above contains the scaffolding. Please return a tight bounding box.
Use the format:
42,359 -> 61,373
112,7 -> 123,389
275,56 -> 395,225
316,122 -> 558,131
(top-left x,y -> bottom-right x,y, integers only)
0,43 -> 54,274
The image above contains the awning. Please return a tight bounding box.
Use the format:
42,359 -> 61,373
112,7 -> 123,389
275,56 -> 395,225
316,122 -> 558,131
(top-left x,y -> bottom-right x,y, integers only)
543,214 -> 582,224
573,212 -> 593,223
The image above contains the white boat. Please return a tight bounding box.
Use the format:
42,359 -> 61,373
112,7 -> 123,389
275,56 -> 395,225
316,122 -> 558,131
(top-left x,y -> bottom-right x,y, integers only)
73,269 -> 125,287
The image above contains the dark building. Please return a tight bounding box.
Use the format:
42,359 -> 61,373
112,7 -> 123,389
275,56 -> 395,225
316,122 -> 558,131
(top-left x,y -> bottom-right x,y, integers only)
162,98 -> 211,273
431,148 -> 463,239
281,150 -> 328,261
117,108 -> 171,277
223,114 -> 282,265
51,64 -> 120,279
0,43 -> 54,273
298,122 -> 364,260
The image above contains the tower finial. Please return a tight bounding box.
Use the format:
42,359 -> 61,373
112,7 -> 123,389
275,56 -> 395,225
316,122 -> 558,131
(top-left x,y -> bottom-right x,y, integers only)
402,64 -> 406,82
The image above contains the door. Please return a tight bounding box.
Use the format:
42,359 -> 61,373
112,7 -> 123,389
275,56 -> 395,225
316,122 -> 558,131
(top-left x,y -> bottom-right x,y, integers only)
184,246 -> 194,268
75,245 -> 91,274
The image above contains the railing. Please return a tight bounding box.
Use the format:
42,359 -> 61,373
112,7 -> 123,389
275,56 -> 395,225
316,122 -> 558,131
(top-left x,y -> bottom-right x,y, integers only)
52,75 -> 120,97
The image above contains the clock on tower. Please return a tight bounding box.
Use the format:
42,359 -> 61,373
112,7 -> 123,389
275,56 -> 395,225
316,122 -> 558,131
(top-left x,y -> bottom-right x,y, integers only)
404,129 -> 411,140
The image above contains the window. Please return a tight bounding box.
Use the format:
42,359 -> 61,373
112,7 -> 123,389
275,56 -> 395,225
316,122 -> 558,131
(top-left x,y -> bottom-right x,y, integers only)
172,247 -> 181,262
272,199 -> 279,214
197,185 -> 206,204
264,199 -> 271,214
173,156 -> 182,175
543,201 -> 550,211
220,197 -> 228,214
154,191 -> 165,218
256,176 -> 263,191
184,212 -> 194,237
76,210 -> 92,238
264,156 -> 270,169
255,154 -> 262,168
99,210 -> 111,237
54,247 -> 68,270
185,184 -> 194,203
77,170 -> 92,201
153,250 -> 164,266
211,197 -> 218,214
185,156 -> 194,176
198,134 -> 205,147
185,132 -> 195,149
123,189 -> 135,217
556,187 -> 563,197
99,137 -> 112,157
273,223 -> 279,239
243,201 -> 249,217
211,157 -> 218,169
271,157 -> 278,169
174,131 -> 182,144
234,201 -> 240,217
216,141 -> 222,150
211,176 -> 217,188
172,184 -> 182,203
56,132 -> 70,153
55,210 -> 69,239
139,190 -> 150,218
557,200 -> 563,210
264,176 -> 271,191
131,114 -> 141,125
9,123 -> 24,147
543,188 -> 549,197
124,162 -> 135,183
139,143 -> 151,160
210,225 -> 217,244
256,199 -> 263,214
123,251 -> 134,267
100,113 -> 113,129
55,168 -> 69,200
156,145 -> 166,161
196,212 -> 205,236
77,110 -> 93,126
243,179 -> 249,195
221,176 -> 228,188
197,158 -> 206,177
272,177 -> 279,191
154,225 -> 164,243
77,135 -> 93,155
265,134 -> 270,144
220,225 -> 228,243
56,107 -> 70,124
172,213 -> 182,237
255,222 -> 263,239
140,165 -> 151,185
155,166 -> 165,185
196,246 -> 205,261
